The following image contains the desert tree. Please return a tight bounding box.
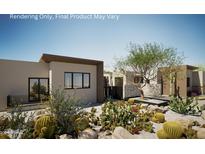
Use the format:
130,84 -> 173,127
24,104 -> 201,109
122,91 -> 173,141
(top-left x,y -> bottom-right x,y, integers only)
115,42 -> 184,98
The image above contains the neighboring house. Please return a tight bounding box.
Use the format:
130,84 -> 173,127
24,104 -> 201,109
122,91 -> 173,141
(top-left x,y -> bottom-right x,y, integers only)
157,65 -> 205,97
104,71 -> 161,99
0,54 -> 104,111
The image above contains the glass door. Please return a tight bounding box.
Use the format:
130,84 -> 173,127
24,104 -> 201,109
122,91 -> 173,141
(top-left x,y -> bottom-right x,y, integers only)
29,78 -> 49,102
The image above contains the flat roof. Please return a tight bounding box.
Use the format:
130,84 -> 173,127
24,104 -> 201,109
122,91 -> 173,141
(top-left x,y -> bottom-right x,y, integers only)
40,53 -> 103,65
186,65 -> 198,70
159,65 -> 198,70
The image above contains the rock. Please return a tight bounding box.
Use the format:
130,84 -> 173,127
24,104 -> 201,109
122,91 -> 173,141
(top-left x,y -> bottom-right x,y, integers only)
147,105 -> 167,113
35,110 -> 46,116
59,134 -> 72,139
147,105 -> 158,111
92,126 -> 102,133
197,128 -> 205,139
112,127 -> 137,139
98,130 -> 112,139
201,111 -> 205,120
78,128 -> 98,139
135,130 -> 157,139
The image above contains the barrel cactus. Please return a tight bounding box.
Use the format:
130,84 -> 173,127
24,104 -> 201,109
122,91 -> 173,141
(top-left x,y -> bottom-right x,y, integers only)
152,112 -> 165,123
163,121 -> 183,139
156,129 -> 168,139
0,133 -> 10,139
33,115 -> 56,139
128,98 -> 135,105
74,117 -> 89,132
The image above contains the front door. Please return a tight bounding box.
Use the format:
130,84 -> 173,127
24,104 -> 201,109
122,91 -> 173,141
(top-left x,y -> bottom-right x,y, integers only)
114,77 -> 123,99
28,78 -> 49,102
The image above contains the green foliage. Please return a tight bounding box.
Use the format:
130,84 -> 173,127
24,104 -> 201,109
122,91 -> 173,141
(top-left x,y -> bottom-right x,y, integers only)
0,133 -> 10,139
169,96 -> 201,115
33,115 -> 55,139
7,103 -> 28,130
152,112 -> 165,123
21,120 -> 35,139
115,42 -> 184,88
47,89 -> 82,135
0,116 -> 9,131
163,121 -> 183,139
100,101 -> 154,134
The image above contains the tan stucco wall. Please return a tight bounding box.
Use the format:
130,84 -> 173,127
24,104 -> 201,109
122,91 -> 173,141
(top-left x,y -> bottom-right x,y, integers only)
161,65 -> 187,97
49,62 -> 97,105
0,60 -> 49,110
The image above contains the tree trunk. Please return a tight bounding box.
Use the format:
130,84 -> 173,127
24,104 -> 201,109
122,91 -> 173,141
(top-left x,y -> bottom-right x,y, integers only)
140,89 -> 144,99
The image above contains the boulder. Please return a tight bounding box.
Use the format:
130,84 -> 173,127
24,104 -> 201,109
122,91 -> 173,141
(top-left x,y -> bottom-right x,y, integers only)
59,134 -> 72,139
197,128 -> 205,139
98,130 -> 112,139
112,127 -> 137,139
201,111 -> 205,120
78,128 -> 98,139
175,119 -> 190,130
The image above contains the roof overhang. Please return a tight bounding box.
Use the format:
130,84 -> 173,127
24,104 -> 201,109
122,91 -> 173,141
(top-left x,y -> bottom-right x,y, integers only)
40,53 -> 103,65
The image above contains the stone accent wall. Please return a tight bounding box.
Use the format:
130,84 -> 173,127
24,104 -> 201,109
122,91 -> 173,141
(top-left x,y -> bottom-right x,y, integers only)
124,84 -> 140,98
143,84 -> 161,96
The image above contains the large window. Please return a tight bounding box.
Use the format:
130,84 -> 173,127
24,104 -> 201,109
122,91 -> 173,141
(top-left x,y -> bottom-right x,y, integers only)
64,72 -> 90,89
29,78 -> 49,102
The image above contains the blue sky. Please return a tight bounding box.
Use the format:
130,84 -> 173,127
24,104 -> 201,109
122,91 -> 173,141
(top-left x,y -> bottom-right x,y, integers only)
0,14 -> 205,70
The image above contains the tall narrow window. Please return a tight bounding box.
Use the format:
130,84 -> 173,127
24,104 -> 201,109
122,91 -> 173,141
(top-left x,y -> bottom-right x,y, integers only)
29,78 -> 49,102
65,73 -> 72,89
73,73 -> 83,89
83,73 -> 90,88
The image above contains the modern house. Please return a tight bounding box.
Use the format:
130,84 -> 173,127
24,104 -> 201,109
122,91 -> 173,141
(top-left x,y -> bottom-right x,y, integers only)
104,65 -> 205,100
0,54 -> 104,111
104,71 -> 161,99
157,65 -> 205,97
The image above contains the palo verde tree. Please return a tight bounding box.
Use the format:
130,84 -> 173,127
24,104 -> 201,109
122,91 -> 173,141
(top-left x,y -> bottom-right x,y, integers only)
115,42 -> 184,98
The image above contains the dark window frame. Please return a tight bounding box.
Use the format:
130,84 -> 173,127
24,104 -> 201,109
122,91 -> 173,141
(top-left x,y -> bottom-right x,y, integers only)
64,72 -> 91,89
28,77 -> 49,102
187,77 -> 190,87
64,72 -> 73,89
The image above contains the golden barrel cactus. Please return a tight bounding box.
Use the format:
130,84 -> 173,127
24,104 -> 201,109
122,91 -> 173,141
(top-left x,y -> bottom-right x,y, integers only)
156,129 -> 168,139
74,117 -> 89,132
152,112 -> 165,123
33,115 -> 55,139
163,121 -> 183,139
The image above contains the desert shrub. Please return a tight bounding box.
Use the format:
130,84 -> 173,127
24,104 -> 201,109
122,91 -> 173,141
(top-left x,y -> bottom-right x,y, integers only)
0,116 -> 9,131
100,101 -> 154,134
47,89 -> 82,136
7,102 -> 28,130
169,96 -> 201,115
0,133 -> 10,139
21,120 -> 35,139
